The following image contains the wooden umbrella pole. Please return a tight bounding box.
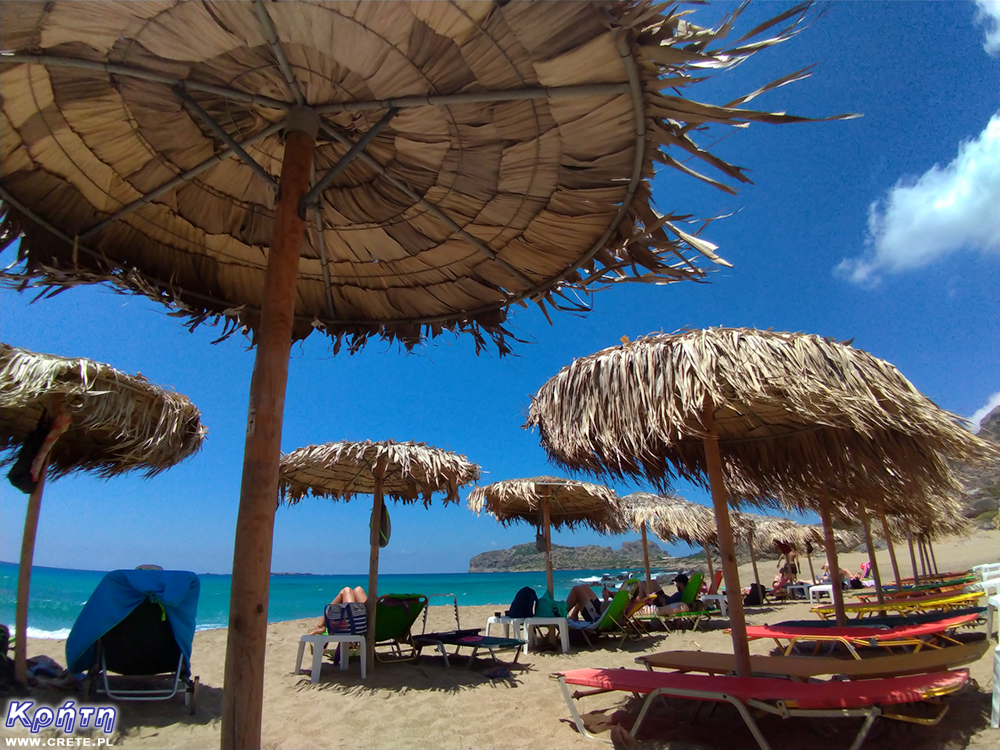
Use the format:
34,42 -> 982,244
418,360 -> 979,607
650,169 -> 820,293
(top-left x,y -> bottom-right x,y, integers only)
222,106 -> 319,750
858,505 -> 884,604
703,542 -> 715,580
748,533 -> 761,594
14,466 -> 48,685
543,495 -> 553,595
366,456 -> 388,670
819,497 -> 847,626
879,510 -> 902,587
918,535 -> 929,578
806,546 -> 816,583
641,523 -> 652,592
928,536 -> 939,574
701,402 -> 751,678
906,530 -> 920,585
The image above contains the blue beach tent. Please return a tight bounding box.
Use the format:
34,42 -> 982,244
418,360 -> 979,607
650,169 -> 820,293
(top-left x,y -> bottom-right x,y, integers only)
66,569 -> 200,708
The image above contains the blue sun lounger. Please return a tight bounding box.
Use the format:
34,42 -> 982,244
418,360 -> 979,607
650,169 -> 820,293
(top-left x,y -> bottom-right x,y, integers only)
66,569 -> 200,711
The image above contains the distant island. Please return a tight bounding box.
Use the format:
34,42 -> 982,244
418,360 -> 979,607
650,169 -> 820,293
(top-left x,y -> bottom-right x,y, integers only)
468,540 -> 698,573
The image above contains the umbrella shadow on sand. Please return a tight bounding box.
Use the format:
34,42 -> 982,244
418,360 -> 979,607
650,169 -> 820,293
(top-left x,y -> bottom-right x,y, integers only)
290,657 -> 532,695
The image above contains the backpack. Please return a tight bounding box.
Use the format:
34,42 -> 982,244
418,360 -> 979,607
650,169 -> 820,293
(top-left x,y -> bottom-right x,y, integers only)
536,589 -> 568,618
506,587 -> 538,618
743,583 -> 766,606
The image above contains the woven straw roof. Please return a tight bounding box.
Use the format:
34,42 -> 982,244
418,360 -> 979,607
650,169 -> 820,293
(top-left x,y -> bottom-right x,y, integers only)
0,1 -> 851,352
279,439 -> 479,506
620,491 -> 716,546
525,328 -> 998,517
468,475 -> 625,533
0,342 -> 206,479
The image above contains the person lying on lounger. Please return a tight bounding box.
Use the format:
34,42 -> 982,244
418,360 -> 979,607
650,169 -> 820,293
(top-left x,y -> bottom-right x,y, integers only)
309,586 -> 367,635
565,582 -> 627,622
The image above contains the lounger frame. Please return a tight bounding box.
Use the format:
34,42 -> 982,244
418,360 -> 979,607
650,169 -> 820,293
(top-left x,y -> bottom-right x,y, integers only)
554,672 -> 954,750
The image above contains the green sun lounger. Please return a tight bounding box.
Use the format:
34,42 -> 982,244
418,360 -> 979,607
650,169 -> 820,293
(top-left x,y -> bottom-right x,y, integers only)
634,573 -> 714,631
373,594 -> 427,662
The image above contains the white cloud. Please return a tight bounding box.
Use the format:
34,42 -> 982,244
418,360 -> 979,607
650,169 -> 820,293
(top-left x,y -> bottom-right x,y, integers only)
970,391 -> 1000,432
976,0 -> 1000,55
836,114 -> 1000,285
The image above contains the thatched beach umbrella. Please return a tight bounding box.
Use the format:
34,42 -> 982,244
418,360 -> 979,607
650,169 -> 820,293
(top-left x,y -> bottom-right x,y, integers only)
468,476 -> 624,594
622,492 -> 718,585
0,343 -> 205,684
525,327 -> 996,675
0,3 -> 856,744
279,439 -> 479,668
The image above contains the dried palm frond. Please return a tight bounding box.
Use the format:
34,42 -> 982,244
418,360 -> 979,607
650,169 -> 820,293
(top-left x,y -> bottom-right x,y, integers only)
468,475 -> 625,533
526,328 -> 997,518
279,440 -> 479,507
0,342 -> 205,479
0,1 -> 854,353
621,491 -> 717,545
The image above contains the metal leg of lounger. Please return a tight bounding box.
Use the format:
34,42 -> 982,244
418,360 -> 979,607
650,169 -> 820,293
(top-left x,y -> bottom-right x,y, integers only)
847,707 -> 882,750
556,676 -> 612,744
637,688 -> 772,750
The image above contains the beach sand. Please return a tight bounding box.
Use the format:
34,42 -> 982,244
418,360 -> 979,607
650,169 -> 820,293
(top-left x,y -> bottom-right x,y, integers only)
14,529 -> 999,749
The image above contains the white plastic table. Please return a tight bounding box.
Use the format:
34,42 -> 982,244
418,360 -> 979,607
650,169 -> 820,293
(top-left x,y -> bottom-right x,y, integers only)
701,593 -> 728,617
485,615 -> 523,638
808,584 -> 834,604
786,583 -> 811,600
988,594 -> 1000,641
522,617 -> 570,653
295,633 -> 367,682
992,640 -> 1000,729
485,615 -> 570,652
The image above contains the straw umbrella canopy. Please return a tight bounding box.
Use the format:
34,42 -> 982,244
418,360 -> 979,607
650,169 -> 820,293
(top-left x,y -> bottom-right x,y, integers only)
279,439 -> 479,668
621,491 -> 717,586
0,342 -> 206,684
525,327 -> 997,675
468,476 -> 624,594
0,4 -> 855,745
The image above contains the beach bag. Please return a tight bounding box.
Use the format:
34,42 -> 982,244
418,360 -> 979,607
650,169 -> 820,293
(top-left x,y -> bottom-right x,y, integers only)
325,602 -> 367,635
7,413 -> 52,494
506,587 -> 537,618
743,583 -> 766,606
536,590 -> 568,618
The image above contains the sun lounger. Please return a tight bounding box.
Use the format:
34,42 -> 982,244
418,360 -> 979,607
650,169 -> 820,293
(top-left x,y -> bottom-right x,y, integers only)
412,629 -> 524,669
553,667 -> 968,750
775,606 -> 985,631
635,640 -> 989,679
741,612 -> 979,658
66,569 -> 200,713
633,573 -> 714,632
811,590 -> 983,620
373,594 -> 427,662
567,583 -> 636,647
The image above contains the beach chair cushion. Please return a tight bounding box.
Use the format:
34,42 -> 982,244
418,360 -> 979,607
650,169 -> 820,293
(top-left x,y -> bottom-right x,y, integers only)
558,667 -> 968,710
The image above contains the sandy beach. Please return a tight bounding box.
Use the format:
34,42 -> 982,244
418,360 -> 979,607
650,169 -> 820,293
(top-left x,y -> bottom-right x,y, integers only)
13,529 -> 999,750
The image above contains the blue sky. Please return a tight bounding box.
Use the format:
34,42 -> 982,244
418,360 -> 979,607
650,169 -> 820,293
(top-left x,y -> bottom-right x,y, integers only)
2,1 -> 998,576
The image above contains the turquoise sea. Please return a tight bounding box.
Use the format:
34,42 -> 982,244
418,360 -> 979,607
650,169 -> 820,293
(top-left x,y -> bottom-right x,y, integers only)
0,561 -> 679,638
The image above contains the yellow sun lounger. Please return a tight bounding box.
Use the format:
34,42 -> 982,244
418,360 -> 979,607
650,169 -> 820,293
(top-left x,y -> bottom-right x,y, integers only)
635,640 -> 990,680
811,591 -> 983,620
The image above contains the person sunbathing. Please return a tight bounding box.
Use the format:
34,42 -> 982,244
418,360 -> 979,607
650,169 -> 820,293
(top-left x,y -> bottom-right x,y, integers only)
309,586 -> 367,635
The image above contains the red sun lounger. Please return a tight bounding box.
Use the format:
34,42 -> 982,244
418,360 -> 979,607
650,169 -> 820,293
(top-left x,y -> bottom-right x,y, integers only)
741,612 -> 978,658
553,667 -> 968,750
